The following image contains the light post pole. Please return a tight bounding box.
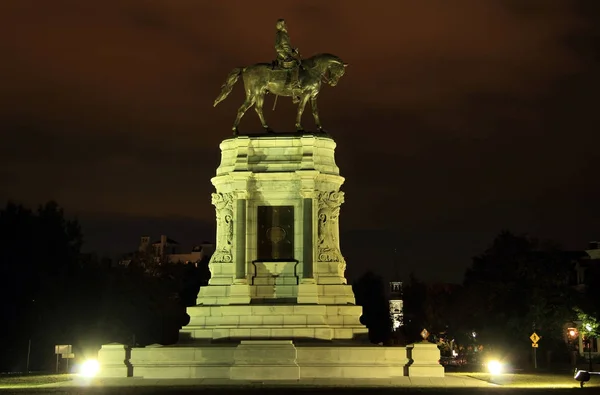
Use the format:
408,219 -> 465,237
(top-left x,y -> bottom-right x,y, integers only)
588,338 -> 593,372
585,323 -> 593,372
26,338 -> 31,374
532,322 -> 537,370
574,320 -> 583,359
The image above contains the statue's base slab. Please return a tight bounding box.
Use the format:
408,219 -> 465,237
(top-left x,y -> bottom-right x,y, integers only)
98,340 -> 436,380
182,303 -> 367,341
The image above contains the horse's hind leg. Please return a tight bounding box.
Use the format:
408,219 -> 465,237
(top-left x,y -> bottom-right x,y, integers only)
232,96 -> 256,135
254,93 -> 271,132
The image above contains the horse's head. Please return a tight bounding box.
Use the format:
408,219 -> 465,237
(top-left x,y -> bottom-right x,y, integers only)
308,53 -> 348,86
327,60 -> 347,86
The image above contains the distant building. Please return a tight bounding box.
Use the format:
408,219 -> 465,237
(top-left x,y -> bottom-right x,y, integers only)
570,241 -> 600,291
120,235 -> 215,266
389,281 -> 403,331
564,241 -> 600,357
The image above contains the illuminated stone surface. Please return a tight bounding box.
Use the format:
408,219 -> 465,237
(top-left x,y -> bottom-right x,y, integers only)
97,134 -> 442,381
101,342 -> 409,380
406,342 -> 445,377
185,134 -> 365,341
97,344 -> 129,378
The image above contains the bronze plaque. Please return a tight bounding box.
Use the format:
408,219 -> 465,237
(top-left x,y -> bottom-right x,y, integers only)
257,206 -> 294,260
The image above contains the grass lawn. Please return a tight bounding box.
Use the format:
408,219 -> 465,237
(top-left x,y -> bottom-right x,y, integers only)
1,372 -> 599,390
0,374 -> 73,389
452,371 -> 599,388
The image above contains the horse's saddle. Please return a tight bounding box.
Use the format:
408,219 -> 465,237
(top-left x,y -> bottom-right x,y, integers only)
280,59 -> 297,69
272,58 -> 299,70
270,59 -> 302,90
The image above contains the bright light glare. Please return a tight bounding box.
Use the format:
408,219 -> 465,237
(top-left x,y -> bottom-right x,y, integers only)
79,359 -> 100,377
569,329 -> 576,337
585,323 -> 592,332
487,360 -> 503,375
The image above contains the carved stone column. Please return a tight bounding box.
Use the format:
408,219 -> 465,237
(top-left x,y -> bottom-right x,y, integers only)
302,196 -> 314,279
297,187 -> 317,304
197,191 -> 236,305
313,189 -> 355,304
316,191 -> 345,264
235,197 -> 246,280
210,192 -> 234,264
229,190 -> 250,303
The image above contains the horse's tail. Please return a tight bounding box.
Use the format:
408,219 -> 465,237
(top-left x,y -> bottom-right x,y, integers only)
213,68 -> 243,107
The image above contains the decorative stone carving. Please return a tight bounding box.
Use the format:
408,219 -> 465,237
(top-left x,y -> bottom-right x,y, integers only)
253,180 -> 300,192
211,192 -> 234,263
317,191 -> 345,262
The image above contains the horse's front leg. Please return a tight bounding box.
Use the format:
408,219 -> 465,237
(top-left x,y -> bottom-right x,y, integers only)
295,94 -> 311,132
310,96 -> 323,132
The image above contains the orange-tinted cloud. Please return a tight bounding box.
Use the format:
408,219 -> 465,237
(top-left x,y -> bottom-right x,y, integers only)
0,1 -> 598,280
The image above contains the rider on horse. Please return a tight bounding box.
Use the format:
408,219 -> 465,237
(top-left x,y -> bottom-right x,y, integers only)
275,19 -> 302,103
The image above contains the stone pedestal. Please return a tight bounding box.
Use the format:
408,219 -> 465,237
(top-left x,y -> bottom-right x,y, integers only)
406,342 -> 444,377
97,343 -> 130,378
183,134 -> 366,341
97,133 -> 445,381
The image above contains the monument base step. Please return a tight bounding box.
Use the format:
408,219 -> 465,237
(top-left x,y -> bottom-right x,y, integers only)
182,303 -> 367,341
98,340 -> 428,380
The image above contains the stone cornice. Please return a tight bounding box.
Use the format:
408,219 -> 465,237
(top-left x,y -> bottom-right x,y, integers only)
216,135 -> 340,176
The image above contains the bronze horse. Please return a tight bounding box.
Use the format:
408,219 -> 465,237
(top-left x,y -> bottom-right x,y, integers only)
213,53 -> 347,135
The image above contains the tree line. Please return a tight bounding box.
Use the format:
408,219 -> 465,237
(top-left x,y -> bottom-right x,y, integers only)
354,231 -> 600,367
1,201 -> 599,371
0,201 -> 209,372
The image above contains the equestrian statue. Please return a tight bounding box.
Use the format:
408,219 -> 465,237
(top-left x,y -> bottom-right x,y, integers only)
213,19 -> 347,135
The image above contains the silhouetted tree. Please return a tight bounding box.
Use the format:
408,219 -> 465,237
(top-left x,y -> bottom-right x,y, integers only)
353,271 -> 392,344
461,231 -> 577,363
402,273 -> 468,346
0,201 -> 84,371
0,200 -> 214,371
95,257 -> 211,347
179,255 -> 211,307
579,263 -> 600,322
402,273 -> 427,342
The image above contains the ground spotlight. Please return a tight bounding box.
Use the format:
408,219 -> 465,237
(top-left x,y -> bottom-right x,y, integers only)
79,359 -> 100,378
487,360 -> 503,375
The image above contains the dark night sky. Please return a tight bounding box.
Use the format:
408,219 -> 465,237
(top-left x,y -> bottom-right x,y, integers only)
1,0 -> 599,283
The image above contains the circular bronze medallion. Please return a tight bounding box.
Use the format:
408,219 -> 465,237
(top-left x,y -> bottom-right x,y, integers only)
266,226 -> 286,244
